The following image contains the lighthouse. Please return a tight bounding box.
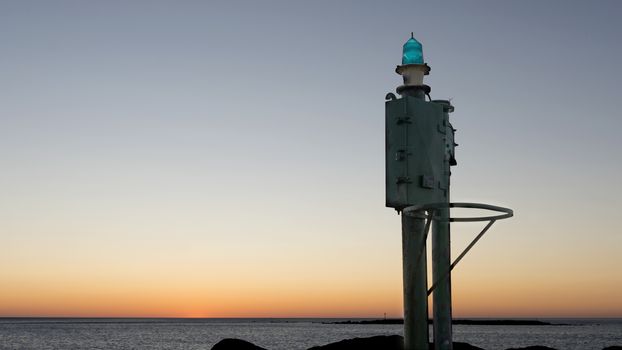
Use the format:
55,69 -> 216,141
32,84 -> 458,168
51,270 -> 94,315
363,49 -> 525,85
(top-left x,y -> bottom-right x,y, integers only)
385,34 -> 512,350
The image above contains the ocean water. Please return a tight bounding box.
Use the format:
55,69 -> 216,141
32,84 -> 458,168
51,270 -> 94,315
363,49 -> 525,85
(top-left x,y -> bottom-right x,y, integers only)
0,318 -> 621,350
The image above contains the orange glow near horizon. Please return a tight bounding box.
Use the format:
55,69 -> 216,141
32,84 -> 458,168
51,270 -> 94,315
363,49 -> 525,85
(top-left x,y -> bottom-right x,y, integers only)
2,262 -> 621,318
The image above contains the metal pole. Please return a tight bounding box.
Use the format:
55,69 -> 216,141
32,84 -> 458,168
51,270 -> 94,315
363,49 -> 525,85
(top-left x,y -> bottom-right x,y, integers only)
432,208 -> 453,350
402,212 -> 429,350
431,99 -> 455,350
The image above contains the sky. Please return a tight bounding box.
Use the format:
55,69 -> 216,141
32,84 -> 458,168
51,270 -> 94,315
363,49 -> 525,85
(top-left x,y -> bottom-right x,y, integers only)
1,0 -> 621,318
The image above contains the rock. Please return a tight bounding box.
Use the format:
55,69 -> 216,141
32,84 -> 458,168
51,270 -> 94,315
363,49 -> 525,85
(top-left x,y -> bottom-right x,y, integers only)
210,336 -> 485,350
505,347 -> 557,350
453,342 -> 486,350
211,338 -> 268,350
307,335 -> 484,350
307,335 -> 404,350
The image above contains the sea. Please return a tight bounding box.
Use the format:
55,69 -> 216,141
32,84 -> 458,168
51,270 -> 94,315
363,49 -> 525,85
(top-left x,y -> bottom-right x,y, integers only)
1,318 -> 621,350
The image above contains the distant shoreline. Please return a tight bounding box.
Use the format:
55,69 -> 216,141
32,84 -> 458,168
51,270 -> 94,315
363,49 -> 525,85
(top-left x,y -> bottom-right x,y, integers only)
324,319 -> 560,325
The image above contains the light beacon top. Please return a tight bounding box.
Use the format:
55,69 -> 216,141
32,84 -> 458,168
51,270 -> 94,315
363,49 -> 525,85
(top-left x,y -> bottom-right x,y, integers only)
401,34 -> 423,65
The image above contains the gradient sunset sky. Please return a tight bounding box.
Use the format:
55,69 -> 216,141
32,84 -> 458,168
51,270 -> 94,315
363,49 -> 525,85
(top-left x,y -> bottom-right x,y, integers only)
1,1 -> 621,318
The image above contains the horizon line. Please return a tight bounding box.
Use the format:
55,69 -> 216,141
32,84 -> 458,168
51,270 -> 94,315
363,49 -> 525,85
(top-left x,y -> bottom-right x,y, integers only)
2,316 -> 621,319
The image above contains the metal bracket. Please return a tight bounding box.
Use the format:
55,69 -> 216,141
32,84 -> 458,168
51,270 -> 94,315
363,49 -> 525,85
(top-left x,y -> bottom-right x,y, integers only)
421,175 -> 435,189
400,202 -> 514,295
395,149 -> 407,161
397,116 -> 412,125
396,176 -> 412,184
412,209 -> 436,271
427,219 -> 496,296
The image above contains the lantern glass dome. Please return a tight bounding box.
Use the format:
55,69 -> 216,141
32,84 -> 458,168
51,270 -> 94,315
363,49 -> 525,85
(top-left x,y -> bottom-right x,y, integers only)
402,36 -> 424,65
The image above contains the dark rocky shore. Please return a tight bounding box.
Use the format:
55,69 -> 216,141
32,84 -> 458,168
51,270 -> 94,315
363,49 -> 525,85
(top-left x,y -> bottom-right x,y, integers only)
211,336 -> 622,350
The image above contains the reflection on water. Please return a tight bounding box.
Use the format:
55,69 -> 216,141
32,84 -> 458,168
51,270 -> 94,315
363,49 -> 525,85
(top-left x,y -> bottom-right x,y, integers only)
0,318 -> 620,350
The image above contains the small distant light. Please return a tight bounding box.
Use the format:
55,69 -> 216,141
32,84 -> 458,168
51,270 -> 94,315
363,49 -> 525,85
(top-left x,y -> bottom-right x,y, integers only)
402,33 -> 424,65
